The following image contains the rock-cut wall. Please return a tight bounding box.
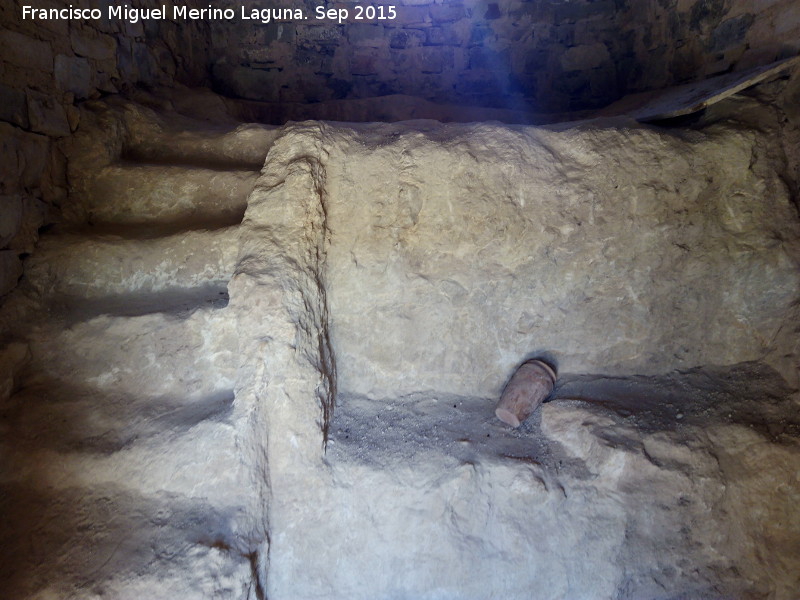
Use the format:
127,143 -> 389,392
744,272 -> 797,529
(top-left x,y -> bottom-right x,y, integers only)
323,117 -> 800,396
250,97 -> 800,599
0,84 -> 799,599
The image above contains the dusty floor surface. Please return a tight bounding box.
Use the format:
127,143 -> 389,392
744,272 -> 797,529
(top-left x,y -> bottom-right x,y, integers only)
1,79 -> 800,599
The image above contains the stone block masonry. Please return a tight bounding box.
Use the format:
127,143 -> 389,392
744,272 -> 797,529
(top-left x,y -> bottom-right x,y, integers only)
212,0 -> 800,113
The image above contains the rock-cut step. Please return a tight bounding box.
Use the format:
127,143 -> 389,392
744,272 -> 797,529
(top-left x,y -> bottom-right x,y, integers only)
0,387 -> 242,503
78,164 -> 259,230
23,227 -> 239,302
22,306 -> 237,398
0,481 -> 253,600
124,120 -> 280,170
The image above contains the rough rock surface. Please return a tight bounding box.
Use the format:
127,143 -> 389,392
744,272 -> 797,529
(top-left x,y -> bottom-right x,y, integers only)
323,116 -> 800,396
1,88 -> 799,600
323,366 -> 800,600
251,96 -> 800,598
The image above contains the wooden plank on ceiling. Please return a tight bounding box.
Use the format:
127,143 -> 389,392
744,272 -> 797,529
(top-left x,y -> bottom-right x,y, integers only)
598,55 -> 800,122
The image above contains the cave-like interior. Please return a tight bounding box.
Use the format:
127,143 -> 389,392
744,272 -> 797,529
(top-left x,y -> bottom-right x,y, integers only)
1,1 -> 800,598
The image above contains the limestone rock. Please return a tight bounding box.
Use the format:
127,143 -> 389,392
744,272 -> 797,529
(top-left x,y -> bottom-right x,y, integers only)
26,89 -> 71,137
0,123 -> 50,193
251,114 -> 800,599
0,342 -> 29,402
1,93 -> 799,600
0,250 -> 22,297
0,195 -> 23,247
315,364 -> 800,600
70,28 -> 117,61
7,195 -> 47,254
0,82 -> 29,129
319,119 -> 800,397
54,54 -> 92,99
0,29 -> 52,72
0,96 -> 273,599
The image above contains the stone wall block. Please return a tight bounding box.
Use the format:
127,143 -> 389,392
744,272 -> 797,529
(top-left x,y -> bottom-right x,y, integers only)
26,90 -> 71,137
552,23 -> 576,46
507,1 -> 554,22
17,131 -> 50,191
554,0 -> 615,24
425,26 -> 460,46
396,6 -> 431,26
244,47 -> 277,65
390,29 -> 425,49
390,0 -> 433,6
0,195 -> 23,248
294,44 -> 329,71
468,47 -> 507,70
65,103 -> 81,132
0,124 -> 20,193
0,83 -> 30,129
708,13 -> 755,53
484,3 -> 502,20
70,28 -> 117,61
560,42 -> 611,71
348,24 -> 385,47
469,24 -> 493,45
689,0 -> 729,32
121,18 -> 145,38
0,124 -> 48,194
774,2 -> 800,36
574,20 -> 615,46
151,40 -> 178,83
94,68 -> 120,95
454,69 -> 500,94
587,62 -> 620,100
9,195 -> 47,253
299,25 -> 344,45
350,50 -> 379,75
523,50 -> 549,74
0,29 -> 53,71
213,62 -> 282,101
429,3 -> 467,23
326,77 -> 353,99
389,48 -> 414,73
419,46 -> 454,74
261,22 -> 295,44
134,42 -> 159,83
0,250 -> 23,297
508,71 -> 538,95
115,38 -> 136,82
54,54 -> 92,99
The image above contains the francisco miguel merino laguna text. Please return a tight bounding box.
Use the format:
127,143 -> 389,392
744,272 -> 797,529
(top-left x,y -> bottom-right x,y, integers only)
22,4 -> 398,24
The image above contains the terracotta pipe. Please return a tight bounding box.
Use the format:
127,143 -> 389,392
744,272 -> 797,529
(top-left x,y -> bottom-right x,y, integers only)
495,359 -> 556,427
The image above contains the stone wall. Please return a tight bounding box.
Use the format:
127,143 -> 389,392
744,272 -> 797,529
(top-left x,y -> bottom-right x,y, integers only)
621,0 -> 800,93
3,0 -> 799,297
213,0 -> 800,113
0,0 -> 211,297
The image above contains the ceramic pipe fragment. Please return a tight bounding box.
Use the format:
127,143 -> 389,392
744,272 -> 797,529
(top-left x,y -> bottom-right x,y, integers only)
495,359 -> 556,427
